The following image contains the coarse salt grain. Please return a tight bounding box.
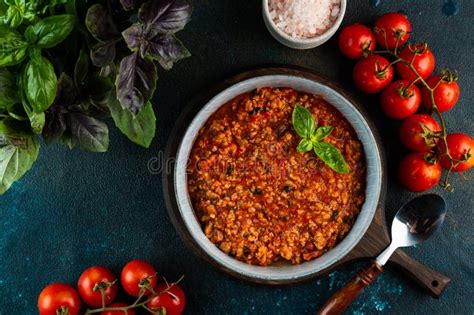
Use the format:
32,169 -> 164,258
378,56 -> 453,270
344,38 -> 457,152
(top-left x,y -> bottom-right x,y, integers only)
268,0 -> 341,39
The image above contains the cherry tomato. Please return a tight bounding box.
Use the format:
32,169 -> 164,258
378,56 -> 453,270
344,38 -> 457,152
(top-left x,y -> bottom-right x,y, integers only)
101,302 -> 136,315
380,80 -> 420,119
121,260 -> 157,297
353,55 -> 394,94
147,283 -> 186,315
400,114 -> 441,151
396,43 -> 435,81
38,283 -> 81,315
421,75 -> 460,113
78,266 -> 118,308
399,153 -> 442,192
439,133 -> 474,172
374,12 -> 411,49
338,23 -> 376,59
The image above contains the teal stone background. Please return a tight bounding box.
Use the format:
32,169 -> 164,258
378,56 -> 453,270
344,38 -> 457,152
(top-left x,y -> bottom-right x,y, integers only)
1,0 -> 473,314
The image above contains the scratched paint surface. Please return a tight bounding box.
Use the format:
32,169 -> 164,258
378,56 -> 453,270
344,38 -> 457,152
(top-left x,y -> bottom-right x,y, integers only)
0,1 -> 473,314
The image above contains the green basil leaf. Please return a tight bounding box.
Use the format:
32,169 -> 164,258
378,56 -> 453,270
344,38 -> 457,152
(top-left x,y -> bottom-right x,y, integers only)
297,139 -> 313,153
0,118 -> 34,138
109,99 -> 156,148
74,50 -> 89,87
292,104 -> 316,139
67,111 -> 109,152
115,53 -> 157,114
0,68 -> 19,109
0,137 -> 39,195
0,26 -> 27,66
6,4 -> 23,28
313,141 -> 349,174
28,46 -> 42,63
313,126 -> 334,142
24,26 -> 37,43
31,14 -> 75,48
23,102 -> 45,134
23,56 -> 58,113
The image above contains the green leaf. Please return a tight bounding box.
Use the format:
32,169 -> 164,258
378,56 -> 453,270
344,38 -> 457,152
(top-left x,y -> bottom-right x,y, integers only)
313,141 -> 350,174
0,137 -> 39,194
297,139 -> 313,153
28,45 -> 42,63
0,26 -> 28,66
0,68 -> 19,109
313,126 -> 334,142
67,112 -> 109,152
22,56 -> 58,113
292,104 -> 316,139
0,118 -> 33,138
23,102 -> 45,134
109,99 -> 156,148
30,14 -> 76,48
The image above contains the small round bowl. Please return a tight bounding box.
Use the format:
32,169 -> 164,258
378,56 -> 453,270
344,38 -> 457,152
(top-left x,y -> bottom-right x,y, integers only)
262,0 -> 347,49
170,71 -> 383,283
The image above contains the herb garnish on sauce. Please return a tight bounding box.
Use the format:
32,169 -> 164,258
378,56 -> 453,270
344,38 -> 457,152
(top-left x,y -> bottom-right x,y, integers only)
292,104 -> 350,174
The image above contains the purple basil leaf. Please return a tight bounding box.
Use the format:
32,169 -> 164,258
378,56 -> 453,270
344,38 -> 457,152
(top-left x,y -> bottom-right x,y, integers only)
67,111 -> 109,152
120,0 -> 142,11
43,74 -> 75,143
85,4 -> 120,42
115,53 -> 157,114
91,40 -> 117,67
122,24 -> 142,51
139,0 -> 192,35
145,34 -> 190,70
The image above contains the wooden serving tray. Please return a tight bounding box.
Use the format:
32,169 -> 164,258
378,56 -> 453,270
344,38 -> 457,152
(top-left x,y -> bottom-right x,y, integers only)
162,67 -> 450,298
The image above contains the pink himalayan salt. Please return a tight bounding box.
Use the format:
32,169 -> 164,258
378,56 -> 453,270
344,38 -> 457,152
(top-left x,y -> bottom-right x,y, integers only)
268,0 -> 341,39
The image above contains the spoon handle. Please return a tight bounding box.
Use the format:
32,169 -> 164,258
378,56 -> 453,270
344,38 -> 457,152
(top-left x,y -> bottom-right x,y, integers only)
317,260 -> 383,315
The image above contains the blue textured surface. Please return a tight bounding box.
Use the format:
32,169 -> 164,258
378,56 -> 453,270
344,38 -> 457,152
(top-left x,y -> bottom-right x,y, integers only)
1,1 -> 473,314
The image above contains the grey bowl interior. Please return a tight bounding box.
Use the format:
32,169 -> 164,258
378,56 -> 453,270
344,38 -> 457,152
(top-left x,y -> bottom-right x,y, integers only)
174,75 -> 383,282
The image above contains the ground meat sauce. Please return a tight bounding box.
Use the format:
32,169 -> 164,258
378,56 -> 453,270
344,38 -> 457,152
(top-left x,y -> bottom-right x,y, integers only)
187,87 -> 366,266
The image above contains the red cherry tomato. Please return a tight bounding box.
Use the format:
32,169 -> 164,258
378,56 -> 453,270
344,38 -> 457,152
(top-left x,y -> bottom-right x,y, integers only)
38,283 -> 81,315
77,266 -> 118,308
374,12 -> 411,49
421,75 -> 460,113
353,55 -> 394,94
380,80 -> 420,119
147,283 -> 186,315
439,133 -> 474,172
101,302 -> 136,315
398,153 -> 442,192
338,23 -> 376,59
121,260 -> 157,297
400,114 -> 441,151
396,43 -> 435,81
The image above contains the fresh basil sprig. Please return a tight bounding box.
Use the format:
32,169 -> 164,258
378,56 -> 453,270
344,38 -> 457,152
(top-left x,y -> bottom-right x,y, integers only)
292,104 -> 350,174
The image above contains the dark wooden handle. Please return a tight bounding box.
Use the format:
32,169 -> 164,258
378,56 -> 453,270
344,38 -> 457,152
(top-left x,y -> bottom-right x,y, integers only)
389,249 -> 451,298
317,261 -> 383,315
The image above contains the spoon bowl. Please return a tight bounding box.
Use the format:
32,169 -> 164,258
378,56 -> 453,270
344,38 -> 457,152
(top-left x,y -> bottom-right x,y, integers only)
392,194 -> 447,248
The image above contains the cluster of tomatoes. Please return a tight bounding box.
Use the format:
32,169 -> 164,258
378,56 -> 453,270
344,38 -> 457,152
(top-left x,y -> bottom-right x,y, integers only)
338,12 -> 473,192
38,260 -> 185,315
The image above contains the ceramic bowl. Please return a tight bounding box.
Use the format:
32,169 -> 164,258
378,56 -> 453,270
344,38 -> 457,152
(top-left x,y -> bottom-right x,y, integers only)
261,0 -> 347,49
171,73 -> 383,283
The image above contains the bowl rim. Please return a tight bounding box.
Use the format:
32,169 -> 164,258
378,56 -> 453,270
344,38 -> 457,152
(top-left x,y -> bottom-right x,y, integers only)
261,0 -> 347,44
172,73 -> 383,282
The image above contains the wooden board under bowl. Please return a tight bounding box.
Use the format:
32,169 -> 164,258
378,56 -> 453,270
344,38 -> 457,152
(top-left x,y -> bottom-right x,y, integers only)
162,67 -> 450,298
